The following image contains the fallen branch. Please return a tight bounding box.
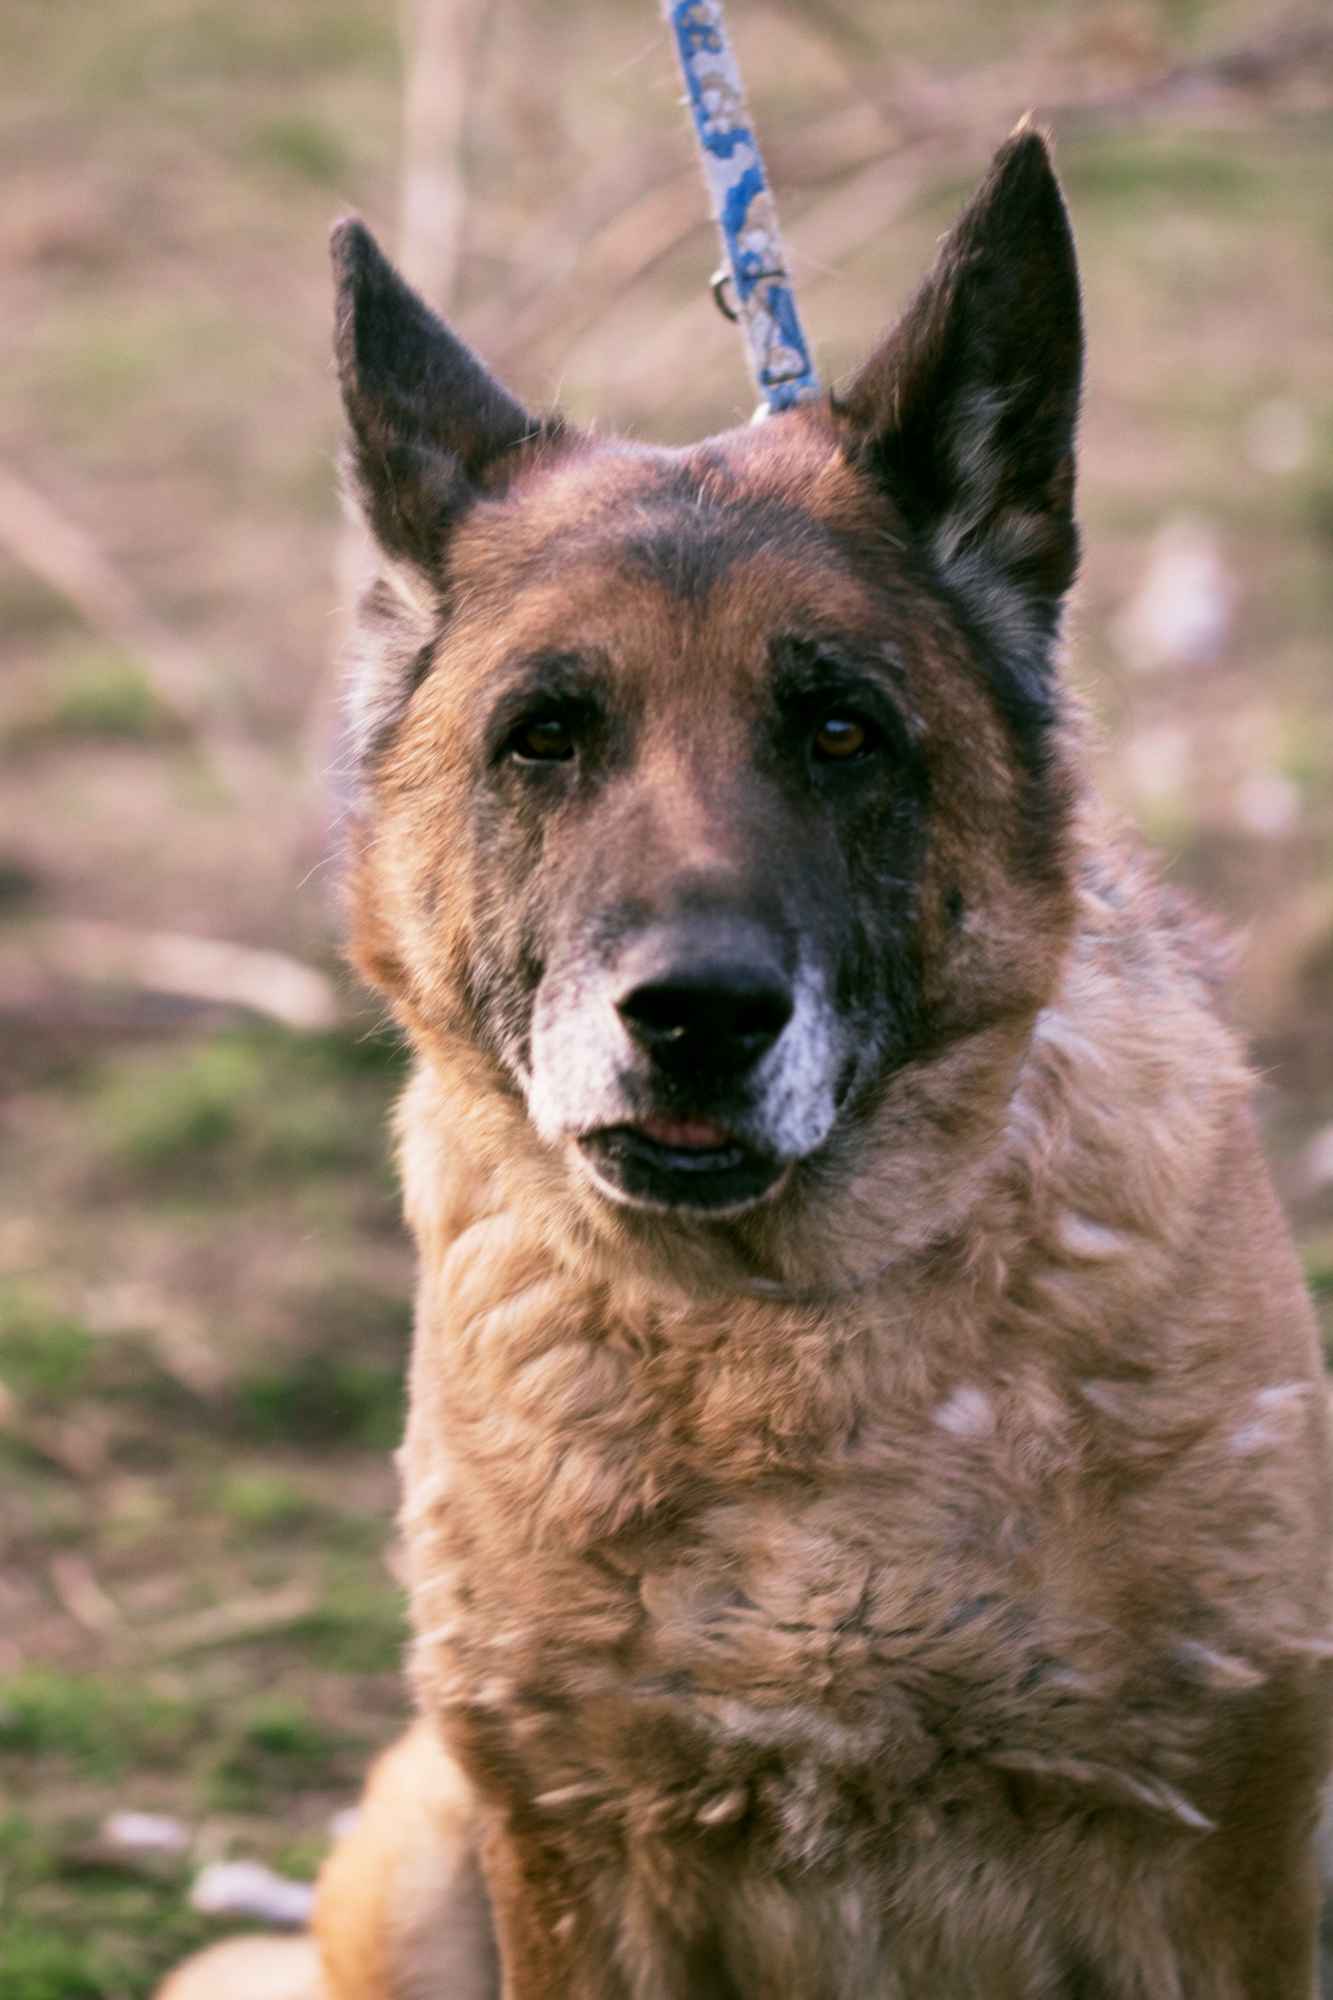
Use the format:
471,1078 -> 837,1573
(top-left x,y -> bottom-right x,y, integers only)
0,1382 -> 109,1479
49,1552 -> 124,1638
147,1581 -> 318,1658
23,919 -> 341,1034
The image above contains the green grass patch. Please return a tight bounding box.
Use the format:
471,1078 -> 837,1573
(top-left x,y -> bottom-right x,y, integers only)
0,1672 -> 200,1781
0,1811 -> 215,2000
1061,136 -> 1263,214
0,1288 -> 94,1403
0,647 -> 170,751
94,1036 -> 264,1171
1308,1251 -> 1333,1305
87,1024 -> 405,1196
0,1920 -> 121,2000
0,1808 -> 59,1885
234,1350 -> 404,1452
213,1466 -> 316,1534
273,1830 -> 331,1882
241,1696 -> 332,1761
248,113 -> 348,185
290,1557 -> 407,1675
302,1020 -> 409,1084
1305,1238 -> 1333,1360
207,1694 -> 342,1811
50,655 -> 170,742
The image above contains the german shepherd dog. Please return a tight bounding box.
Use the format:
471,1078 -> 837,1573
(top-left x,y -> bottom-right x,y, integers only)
161,133 -> 1331,1999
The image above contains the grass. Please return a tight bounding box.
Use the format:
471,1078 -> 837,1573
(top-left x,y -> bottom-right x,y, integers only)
83,1024 -> 406,1196
0,1673 -> 201,1781
234,1350 -> 406,1451
205,1696 -> 346,1812
213,1467 -> 319,1534
0,1813 -> 221,2000
247,113 -> 349,186
290,1556 -> 408,1675
51,658 -> 170,743
0,652 -> 171,754
0,1016 -> 410,1991
1061,135 -> 1266,212
0,1921 -> 129,2000
0,1290 -> 95,1402
1308,1241 -> 1333,1356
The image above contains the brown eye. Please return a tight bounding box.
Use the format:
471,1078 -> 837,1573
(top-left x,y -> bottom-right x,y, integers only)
812,714 -> 874,762
512,716 -> 576,762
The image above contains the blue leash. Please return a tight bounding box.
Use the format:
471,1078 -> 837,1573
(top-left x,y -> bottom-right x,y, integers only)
661,0 -> 821,414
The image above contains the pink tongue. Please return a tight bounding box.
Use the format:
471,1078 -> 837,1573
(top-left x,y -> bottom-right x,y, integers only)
637,1116 -> 730,1151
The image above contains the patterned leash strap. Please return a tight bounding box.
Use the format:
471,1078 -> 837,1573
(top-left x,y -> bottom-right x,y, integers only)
661,0 -> 821,414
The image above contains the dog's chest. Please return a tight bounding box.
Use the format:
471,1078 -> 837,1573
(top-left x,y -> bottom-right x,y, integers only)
411,1258 -> 1288,1882
612,1488 -> 1129,1843
440,1461 -> 1214,1878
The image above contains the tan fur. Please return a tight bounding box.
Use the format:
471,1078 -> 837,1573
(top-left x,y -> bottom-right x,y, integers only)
314,1720 -> 497,2000
155,1935 -> 322,2000
158,140 -> 1331,1999
377,822 -> 1329,1997
158,608 -> 1331,2000
162,549 -> 1329,2000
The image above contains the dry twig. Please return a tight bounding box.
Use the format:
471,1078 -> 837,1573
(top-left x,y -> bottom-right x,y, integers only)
147,1581 -> 319,1657
21,919 -> 340,1033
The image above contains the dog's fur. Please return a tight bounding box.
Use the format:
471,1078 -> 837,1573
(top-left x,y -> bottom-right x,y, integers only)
160,133 -> 1331,1998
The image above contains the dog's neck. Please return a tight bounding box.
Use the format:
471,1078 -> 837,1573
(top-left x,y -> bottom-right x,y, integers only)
395,840 -> 1248,1553
398,1021 -> 1018,1314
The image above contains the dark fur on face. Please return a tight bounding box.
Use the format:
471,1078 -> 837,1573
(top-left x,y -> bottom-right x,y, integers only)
334,131 -> 1082,1219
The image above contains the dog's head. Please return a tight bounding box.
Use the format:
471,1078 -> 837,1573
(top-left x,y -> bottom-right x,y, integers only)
333,133 -> 1082,1226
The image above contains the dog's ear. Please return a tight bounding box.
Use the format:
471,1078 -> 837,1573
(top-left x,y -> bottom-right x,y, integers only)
332,221 -> 563,767
331,218 -> 543,576
837,129 -> 1082,673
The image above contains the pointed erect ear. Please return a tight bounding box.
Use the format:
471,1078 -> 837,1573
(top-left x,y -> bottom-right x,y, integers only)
330,218 -> 544,574
837,130 -> 1083,668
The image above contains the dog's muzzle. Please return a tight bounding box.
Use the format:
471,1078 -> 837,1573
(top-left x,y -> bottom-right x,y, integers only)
568,919 -> 807,1215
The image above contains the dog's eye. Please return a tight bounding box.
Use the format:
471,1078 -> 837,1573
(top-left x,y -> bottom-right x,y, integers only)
812,714 -> 877,763
510,716 -> 577,763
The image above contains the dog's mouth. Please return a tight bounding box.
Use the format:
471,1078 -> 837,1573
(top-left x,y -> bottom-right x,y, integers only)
576,1116 -> 788,1215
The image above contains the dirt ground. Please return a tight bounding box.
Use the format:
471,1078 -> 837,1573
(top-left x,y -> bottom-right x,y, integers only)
1,1 -> 1330,1992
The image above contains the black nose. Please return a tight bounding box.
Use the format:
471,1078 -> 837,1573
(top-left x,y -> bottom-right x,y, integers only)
615,925 -> 794,1075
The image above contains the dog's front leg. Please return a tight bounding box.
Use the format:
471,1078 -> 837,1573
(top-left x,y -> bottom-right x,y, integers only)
1098,1824 -> 1323,2000
480,1821 -> 633,2000
481,1822 -> 743,2000
1203,1849 -> 1323,2000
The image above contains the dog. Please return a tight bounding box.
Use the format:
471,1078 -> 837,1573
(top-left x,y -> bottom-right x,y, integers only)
160,129 -> 1331,1998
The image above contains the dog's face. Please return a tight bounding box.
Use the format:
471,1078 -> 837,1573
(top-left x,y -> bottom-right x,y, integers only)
335,133 -> 1083,1221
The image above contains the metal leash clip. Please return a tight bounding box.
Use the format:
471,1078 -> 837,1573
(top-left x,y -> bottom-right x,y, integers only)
710,264 -> 790,325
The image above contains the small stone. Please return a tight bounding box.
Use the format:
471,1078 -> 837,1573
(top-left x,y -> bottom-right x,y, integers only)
102,1810 -> 189,1857
1233,771 -> 1299,838
189,1859 -> 314,1928
1304,1125 -> 1333,1193
1112,516 -> 1234,673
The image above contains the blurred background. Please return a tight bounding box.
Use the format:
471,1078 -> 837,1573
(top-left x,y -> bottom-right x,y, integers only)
0,0 -> 1330,1990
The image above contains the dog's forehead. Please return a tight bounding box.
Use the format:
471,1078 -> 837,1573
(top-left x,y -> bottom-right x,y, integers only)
454,417 -> 887,615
